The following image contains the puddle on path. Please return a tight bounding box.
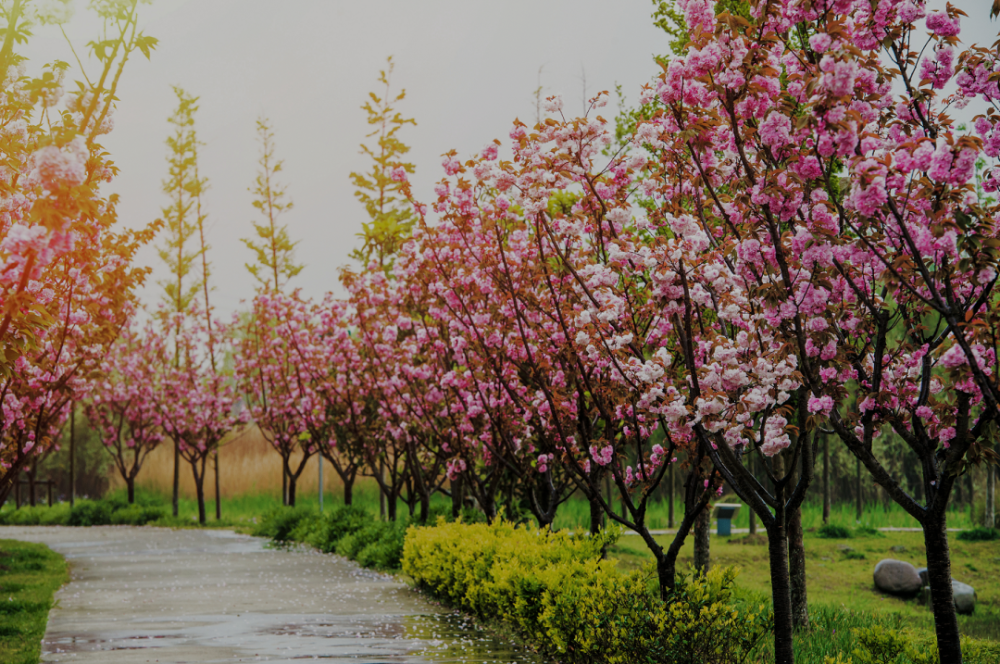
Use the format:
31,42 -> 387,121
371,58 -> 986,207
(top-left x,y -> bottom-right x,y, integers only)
45,611 -> 542,662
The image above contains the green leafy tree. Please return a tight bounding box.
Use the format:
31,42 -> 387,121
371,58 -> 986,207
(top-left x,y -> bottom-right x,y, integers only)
156,86 -> 204,517
158,86 -> 202,323
349,56 -> 416,271
242,117 -> 300,291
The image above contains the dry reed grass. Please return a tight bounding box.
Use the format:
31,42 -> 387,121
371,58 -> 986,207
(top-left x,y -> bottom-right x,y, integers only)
109,425 -> 344,499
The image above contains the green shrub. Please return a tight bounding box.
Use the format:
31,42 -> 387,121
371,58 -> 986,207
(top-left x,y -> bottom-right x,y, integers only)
957,527 -> 999,542
818,523 -> 852,539
354,522 -> 407,570
855,525 -> 884,538
110,504 -> 166,526
402,518 -> 770,664
250,507 -> 310,542
845,624 -> 1000,664
66,500 -> 112,526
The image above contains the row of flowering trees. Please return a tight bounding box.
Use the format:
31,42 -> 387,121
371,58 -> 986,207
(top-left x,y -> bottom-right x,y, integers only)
224,4 -> 1000,664
23,1 -> 997,663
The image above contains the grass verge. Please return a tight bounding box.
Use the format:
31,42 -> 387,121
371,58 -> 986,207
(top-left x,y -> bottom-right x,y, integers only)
0,539 -> 67,664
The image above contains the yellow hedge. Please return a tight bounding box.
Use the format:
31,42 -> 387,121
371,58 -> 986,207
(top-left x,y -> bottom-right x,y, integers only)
402,518 -> 771,664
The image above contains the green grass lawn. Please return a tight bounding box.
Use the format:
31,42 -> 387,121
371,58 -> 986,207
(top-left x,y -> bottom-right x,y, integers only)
609,528 -> 1000,643
0,540 -> 67,664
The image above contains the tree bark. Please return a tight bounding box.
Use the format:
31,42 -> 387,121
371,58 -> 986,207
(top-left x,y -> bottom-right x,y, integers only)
788,503 -> 809,629
923,514 -> 963,664
856,456 -> 863,521
450,475 -> 462,518
282,460 -> 288,506
172,440 -> 180,517
822,434 -> 830,524
344,476 -> 354,506
693,506 -> 710,574
986,463 -> 995,529
767,516 -> 796,664
214,451 -> 221,520
287,473 -> 297,507
127,477 -> 135,505
589,488 -> 603,535
668,463 -> 675,529
69,404 -> 76,508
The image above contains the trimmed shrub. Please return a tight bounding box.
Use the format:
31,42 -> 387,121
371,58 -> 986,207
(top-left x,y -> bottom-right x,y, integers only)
957,527 -> 999,542
250,507 -> 310,542
66,500 -> 113,526
402,518 -> 771,664
818,523 -> 852,539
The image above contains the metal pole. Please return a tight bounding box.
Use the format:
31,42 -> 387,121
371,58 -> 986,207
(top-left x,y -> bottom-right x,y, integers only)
318,454 -> 324,514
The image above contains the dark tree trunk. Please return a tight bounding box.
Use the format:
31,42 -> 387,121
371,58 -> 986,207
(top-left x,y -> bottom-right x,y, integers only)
923,514 -> 963,664
172,440 -> 180,517
214,451 -> 221,520
386,489 -> 397,521
344,476 -> 354,506
419,491 -> 430,524
693,506 -> 710,574
788,503 -> 809,629
589,488 -> 603,535
766,515 -> 795,664
986,464 -> 995,528
28,468 -> 35,507
192,458 -> 207,525
127,477 -> 135,505
282,461 -> 288,506
856,457 -> 863,521
668,463 -> 675,529
69,405 -> 76,508
287,473 -> 297,507
822,434 -> 830,524
450,475 -> 462,518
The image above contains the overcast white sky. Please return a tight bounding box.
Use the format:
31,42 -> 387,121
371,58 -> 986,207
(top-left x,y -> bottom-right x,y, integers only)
18,0 -> 1000,319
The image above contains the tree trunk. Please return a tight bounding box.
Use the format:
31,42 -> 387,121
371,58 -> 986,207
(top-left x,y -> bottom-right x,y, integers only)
788,503 -> 809,629
69,404 -> 76,508
856,457 -> 863,521
419,490 -> 430,524
693,506 -> 710,574
28,467 -> 35,507
344,476 -> 354,506
194,469 -> 206,525
923,514 -> 964,664
287,473 -> 297,507
986,464 -> 995,529
589,488 -> 603,535
282,461 -> 288,506
172,440 -> 180,517
379,461 -> 386,518
822,434 -> 830,524
668,463 -> 675,529
127,477 -> 135,505
386,488 -> 397,521
767,517 -> 796,664
214,451 -> 221,520
450,475 -> 462,519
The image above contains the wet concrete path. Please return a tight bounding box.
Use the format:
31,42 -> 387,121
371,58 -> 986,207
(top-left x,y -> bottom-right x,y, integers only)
2,526 -> 539,663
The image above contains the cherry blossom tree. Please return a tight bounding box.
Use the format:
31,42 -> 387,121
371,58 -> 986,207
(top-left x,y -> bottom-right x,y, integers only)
87,323 -> 164,504
235,291 -> 317,507
159,309 -> 245,523
0,0 -> 158,498
612,1 -> 1000,661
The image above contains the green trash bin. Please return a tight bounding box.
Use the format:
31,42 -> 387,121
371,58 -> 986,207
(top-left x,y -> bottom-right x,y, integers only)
713,503 -> 741,536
